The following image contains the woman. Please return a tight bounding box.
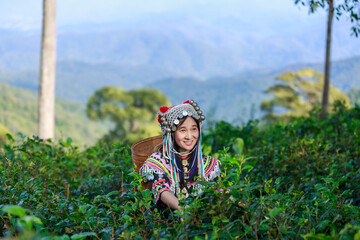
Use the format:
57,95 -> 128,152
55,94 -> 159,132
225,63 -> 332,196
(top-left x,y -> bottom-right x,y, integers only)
139,100 -> 221,217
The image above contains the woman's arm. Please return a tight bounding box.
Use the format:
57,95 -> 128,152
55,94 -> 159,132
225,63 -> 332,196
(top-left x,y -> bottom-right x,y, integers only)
160,191 -> 182,212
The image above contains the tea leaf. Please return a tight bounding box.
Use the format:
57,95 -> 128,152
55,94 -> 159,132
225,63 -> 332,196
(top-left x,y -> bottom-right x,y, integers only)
71,232 -> 97,240
2,205 -> 26,217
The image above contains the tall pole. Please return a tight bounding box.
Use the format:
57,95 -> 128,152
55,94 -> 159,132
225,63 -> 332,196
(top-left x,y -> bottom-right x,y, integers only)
321,0 -> 334,117
38,0 -> 57,140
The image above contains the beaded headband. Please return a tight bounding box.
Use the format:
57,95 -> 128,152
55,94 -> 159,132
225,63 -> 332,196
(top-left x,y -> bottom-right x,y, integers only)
157,100 -> 206,135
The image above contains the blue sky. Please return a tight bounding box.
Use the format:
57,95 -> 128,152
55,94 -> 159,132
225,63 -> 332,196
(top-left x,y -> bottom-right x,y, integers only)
0,0 -> 328,30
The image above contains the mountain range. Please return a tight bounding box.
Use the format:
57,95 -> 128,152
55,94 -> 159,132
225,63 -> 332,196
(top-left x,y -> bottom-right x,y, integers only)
1,17 -> 360,126
1,55 -> 359,124
1,16 -> 360,76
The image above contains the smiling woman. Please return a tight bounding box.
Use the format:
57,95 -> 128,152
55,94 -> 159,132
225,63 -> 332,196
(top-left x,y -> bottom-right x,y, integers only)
174,117 -> 199,154
139,100 -> 221,218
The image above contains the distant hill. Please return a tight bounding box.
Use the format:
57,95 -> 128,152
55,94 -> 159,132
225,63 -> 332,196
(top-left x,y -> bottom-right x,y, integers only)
1,16 -> 359,77
147,77 -> 263,124
148,55 -> 360,123
272,55 -> 360,91
0,83 -> 109,147
1,55 -> 359,124
0,60 -> 178,103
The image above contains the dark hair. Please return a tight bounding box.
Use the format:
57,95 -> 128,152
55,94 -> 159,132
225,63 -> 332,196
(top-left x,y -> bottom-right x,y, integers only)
172,116 -> 200,188
157,116 -> 201,188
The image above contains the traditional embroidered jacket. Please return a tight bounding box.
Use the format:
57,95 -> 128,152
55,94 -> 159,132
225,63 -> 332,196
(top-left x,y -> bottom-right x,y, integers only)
139,151 -> 221,206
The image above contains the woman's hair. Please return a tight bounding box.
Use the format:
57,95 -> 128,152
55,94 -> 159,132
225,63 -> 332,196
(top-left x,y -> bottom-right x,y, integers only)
156,100 -> 206,188
159,116 -> 200,187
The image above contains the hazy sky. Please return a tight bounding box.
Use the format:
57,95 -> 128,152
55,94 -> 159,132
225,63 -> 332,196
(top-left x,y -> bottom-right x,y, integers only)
0,0 -> 328,30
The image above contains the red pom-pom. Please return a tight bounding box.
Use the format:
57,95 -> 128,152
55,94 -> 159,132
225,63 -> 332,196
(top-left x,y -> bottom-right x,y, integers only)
157,115 -> 162,124
183,100 -> 190,104
160,106 -> 169,113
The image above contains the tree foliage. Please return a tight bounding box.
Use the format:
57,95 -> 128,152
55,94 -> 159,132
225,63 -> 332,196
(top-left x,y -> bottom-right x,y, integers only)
294,0 -> 360,117
0,83 -> 108,147
261,68 -> 350,121
348,87 -> 360,106
87,87 -> 170,144
0,124 -> 12,146
295,0 -> 360,37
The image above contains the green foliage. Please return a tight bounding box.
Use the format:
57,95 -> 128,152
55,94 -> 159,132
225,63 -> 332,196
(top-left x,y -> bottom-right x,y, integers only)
348,87 -> 360,106
0,124 -> 12,146
1,102 -> 359,239
87,86 -> 170,144
294,0 -> 360,37
203,120 -> 249,155
2,205 -> 42,237
261,69 -> 350,121
0,83 -> 109,147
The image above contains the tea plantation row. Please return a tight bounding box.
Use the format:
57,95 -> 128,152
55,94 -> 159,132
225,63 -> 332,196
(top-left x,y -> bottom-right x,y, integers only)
1,102 -> 359,239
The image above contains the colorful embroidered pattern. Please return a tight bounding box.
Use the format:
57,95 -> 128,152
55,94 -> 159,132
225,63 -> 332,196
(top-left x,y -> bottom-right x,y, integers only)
140,151 -> 221,205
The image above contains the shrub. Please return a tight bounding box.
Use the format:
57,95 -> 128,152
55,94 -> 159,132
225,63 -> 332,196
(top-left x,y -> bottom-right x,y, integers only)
0,102 -> 359,239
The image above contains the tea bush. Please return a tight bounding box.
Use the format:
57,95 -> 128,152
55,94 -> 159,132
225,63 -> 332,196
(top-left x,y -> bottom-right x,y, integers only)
1,102 -> 359,239
204,102 -> 360,205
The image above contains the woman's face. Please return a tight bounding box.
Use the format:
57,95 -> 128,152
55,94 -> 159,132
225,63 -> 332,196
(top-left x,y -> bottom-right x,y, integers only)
174,116 -> 199,154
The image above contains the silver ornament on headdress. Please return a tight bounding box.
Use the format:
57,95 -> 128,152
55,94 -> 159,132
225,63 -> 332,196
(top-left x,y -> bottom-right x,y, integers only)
158,100 -> 206,135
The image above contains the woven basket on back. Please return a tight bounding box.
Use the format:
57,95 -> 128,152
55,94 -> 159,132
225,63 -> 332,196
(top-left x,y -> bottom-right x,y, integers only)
131,135 -> 163,173
131,135 -> 163,190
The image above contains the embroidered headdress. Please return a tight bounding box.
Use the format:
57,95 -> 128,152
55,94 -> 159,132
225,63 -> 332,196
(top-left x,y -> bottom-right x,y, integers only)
157,100 -> 205,135
158,100 -> 206,191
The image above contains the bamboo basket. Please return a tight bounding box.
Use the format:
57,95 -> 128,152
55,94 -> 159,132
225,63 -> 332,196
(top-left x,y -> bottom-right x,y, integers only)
131,135 -> 163,173
131,135 -> 163,190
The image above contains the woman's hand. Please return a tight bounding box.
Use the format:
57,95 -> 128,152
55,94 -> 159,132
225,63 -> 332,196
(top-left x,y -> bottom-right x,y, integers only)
160,191 -> 191,221
160,191 -> 181,211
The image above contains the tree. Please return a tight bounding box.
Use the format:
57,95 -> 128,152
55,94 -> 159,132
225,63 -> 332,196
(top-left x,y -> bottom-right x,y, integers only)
261,69 -> 350,121
0,124 -> 12,146
294,0 -> 360,116
87,87 -> 170,144
347,87 -> 360,106
38,0 -> 57,141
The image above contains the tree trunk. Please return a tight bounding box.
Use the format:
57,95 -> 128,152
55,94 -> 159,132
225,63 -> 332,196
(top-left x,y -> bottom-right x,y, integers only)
321,0 -> 334,117
38,0 -> 57,140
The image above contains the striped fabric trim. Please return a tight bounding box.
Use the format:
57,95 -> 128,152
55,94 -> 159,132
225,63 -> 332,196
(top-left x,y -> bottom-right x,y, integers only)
204,156 -> 216,176
153,179 -> 166,190
144,158 -> 170,176
150,154 -> 171,171
204,155 -> 211,168
144,162 -> 163,172
187,181 -> 199,186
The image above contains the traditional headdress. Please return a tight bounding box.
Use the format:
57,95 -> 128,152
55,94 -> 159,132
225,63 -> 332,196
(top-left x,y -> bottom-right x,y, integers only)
157,100 -> 206,191
157,100 -> 205,135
